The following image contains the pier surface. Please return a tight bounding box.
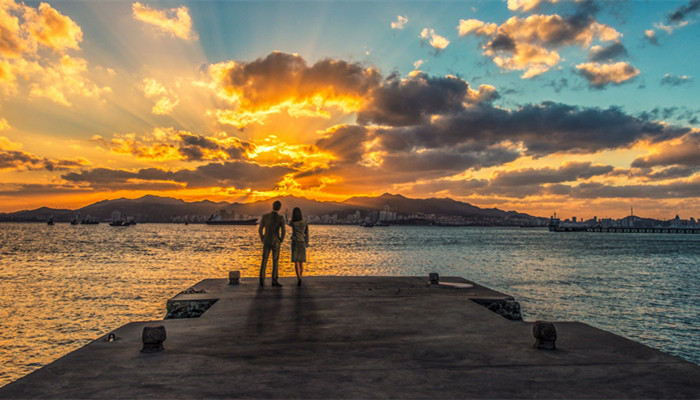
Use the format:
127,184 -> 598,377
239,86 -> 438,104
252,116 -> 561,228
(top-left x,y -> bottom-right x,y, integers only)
2,276 -> 699,399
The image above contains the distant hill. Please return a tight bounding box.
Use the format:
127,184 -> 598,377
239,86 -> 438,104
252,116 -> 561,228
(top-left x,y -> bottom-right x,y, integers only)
342,193 -> 528,219
0,193 -> 541,224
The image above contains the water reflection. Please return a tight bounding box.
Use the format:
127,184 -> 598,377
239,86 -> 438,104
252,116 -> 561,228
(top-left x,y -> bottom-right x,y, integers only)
1,223 -> 699,385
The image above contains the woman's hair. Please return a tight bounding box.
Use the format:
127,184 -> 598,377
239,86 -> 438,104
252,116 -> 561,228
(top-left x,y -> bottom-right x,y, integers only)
292,207 -> 302,221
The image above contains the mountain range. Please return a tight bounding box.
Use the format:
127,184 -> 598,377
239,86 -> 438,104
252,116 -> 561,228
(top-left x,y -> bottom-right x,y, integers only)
0,193 -> 543,225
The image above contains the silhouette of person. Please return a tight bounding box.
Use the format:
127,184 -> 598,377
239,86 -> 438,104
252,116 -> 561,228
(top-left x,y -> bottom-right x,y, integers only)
259,200 -> 285,287
288,207 -> 309,286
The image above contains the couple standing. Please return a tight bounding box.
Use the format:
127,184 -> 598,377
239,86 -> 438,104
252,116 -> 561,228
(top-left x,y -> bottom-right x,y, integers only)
258,200 -> 309,287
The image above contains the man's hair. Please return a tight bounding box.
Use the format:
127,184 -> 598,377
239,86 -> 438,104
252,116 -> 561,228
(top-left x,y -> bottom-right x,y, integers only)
272,200 -> 282,211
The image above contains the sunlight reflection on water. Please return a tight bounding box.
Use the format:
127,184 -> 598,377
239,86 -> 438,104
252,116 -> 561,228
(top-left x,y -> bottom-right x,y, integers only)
1,223 -> 699,385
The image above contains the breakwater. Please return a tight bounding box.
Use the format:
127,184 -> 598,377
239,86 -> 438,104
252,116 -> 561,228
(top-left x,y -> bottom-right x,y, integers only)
1,275 -> 699,399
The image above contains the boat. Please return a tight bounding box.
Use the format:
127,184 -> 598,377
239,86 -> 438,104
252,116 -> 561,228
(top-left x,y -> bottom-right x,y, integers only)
548,214 -> 560,232
47,216 -> 54,226
205,218 -> 257,225
110,219 -> 136,226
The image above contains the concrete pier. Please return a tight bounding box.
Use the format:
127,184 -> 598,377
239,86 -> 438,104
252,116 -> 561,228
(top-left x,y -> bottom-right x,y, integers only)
1,276 -> 699,398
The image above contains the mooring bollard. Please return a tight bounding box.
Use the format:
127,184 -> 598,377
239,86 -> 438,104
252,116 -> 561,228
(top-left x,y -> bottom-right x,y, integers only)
533,321 -> 557,350
141,325 -> 166,353
429,272 -> 439,285
229,270 -> 241,285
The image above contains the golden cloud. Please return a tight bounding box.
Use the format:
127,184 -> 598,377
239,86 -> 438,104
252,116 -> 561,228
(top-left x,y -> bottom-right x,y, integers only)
208,52 -> 381,128
26,55 -> 110,106
575,61 -> 640,87
142,78 -> 179,115
24,2 -> 83,52
391,15 -> 408,30
132,2 -> 198,41
458,14 -> 622,78
0,2 -> 108,106
420,28 -> 450,50
1,135 -> 90,171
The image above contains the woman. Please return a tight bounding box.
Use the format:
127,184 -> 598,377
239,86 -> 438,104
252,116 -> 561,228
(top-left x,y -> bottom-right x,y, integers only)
288,207 -> 309,286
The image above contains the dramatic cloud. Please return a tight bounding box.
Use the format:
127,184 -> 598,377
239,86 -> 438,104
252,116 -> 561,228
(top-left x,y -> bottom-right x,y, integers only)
132,2 -> 197,40
357,73 -> 497,126
314,125 -> 370,164
391,15 -> 408,30
62,161 -> 293,191
0,1 -> 109,106
23,2 -> 83,52
588,42 -> 628,62
660,73 -> 692,86
0,0 -> 82,57
575,62 -> 640,88
420,28 -> 450,50
208,52 -> 382,128
632,133 -> 700,168
0,136 -> 89,171
490,162 -> 614,186
372,101 -> 689,158
668,0 -> 700,23
93,129 -> 254,162
458,13 -> 621,78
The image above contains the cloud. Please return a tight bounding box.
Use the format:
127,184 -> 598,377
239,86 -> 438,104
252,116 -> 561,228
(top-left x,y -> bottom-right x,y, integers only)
507,0 -> 548,13
588,42 -> 628,62
141,78 -> 179,115
23,2 -> 83,52
132,2 -> 198,40
457,13 -> 621,78
668,0 -> 700,23
0,2 -> 109,106
93,128 -> 254,162
575,62 -> 640,88
643,29 -> 659,46
314,125 -> 369,164
567,179 -> 700,199
357,73 -> 497,127
660,73 -> 692,86
207,52 -> 381,128
391,15 -> 408,30
372,101 -> 690,158
420,28 -> 450,50
62,161 -> 293,191
645,166 -> 700,181
490,162 -> 614,186
25,55 -> 110,106
632,133 -> 700,168
0,136 -> 90,171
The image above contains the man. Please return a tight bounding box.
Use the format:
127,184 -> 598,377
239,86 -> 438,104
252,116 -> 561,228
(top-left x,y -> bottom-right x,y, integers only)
258,200 -> 286,287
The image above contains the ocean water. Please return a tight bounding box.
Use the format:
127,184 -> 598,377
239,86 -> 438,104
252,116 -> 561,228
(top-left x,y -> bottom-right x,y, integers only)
1,223 -> 699,385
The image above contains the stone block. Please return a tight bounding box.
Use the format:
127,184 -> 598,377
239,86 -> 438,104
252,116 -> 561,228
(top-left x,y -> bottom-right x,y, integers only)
533,321 -> 556,350
141,325 -> 166,353
229,270 -> 241,285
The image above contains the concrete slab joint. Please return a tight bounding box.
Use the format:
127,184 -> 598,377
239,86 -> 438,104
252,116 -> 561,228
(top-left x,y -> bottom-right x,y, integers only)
471,298 -> 523,321
165,299 -> 218,319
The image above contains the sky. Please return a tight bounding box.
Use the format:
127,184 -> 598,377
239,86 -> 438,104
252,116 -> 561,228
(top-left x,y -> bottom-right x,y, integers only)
0,0 -> 699,219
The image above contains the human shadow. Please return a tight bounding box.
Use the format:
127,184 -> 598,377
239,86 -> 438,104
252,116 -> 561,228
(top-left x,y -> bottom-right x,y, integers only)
287,285 -> 322,343
244,285 -> 284,337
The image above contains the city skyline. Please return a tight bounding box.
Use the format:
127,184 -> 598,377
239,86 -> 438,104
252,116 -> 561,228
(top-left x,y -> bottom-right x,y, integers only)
1,0 -> 699,219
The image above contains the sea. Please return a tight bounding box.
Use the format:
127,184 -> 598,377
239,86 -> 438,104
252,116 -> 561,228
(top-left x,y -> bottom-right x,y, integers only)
1,222 -> 699,386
